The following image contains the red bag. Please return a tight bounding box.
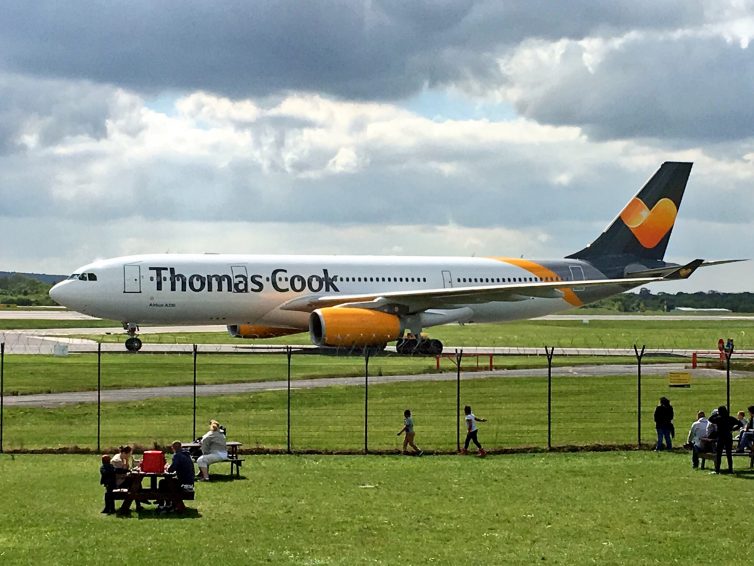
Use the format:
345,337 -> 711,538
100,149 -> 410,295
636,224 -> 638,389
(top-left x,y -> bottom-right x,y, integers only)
141,450 -> 165,473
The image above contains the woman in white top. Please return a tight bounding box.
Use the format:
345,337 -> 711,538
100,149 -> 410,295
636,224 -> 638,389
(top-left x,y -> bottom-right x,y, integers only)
110,445 -> 133,487
111,445 -> 143,510
196,420 -> 228,481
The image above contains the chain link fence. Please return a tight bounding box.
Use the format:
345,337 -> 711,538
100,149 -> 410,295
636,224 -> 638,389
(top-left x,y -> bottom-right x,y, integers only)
0,341 -> 749,454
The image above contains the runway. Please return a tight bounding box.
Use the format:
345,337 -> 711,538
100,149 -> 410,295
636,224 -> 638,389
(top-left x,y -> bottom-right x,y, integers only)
1,310 -> 751,356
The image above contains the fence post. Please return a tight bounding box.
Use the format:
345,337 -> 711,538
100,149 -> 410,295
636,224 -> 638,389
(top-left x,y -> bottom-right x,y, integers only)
287,346 -> 292,454
192,344 -> 198,441
456,349 -> 462,453
97,342 -> 102,453
725,343 -> 734,411
634,344 -> 645,448
1,342 -> 4,453
364,349 -> 370,454
545,346 -> 554,450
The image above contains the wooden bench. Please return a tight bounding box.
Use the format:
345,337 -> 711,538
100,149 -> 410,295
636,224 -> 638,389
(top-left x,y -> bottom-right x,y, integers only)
184,441 -> 244,479
227,456 -> 244,478
112,488 -> 195,503
699,450 -> 754,469
191,454 -> 245,479
209,456 -> 244,478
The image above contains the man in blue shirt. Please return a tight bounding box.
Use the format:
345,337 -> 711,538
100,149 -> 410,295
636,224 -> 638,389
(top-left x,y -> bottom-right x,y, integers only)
159,441 -> 195,513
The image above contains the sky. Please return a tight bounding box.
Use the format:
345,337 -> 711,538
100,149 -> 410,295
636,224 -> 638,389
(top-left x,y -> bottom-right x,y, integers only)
0,1 -> 752,292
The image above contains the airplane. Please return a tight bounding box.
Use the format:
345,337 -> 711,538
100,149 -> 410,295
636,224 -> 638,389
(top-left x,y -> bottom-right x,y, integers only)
49,162 -> 740,354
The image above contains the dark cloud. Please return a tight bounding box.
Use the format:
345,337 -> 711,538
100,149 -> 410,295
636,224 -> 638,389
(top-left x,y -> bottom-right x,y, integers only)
0,74 -> 118,155
0,0 -> 704,101
511,35 -> 754,142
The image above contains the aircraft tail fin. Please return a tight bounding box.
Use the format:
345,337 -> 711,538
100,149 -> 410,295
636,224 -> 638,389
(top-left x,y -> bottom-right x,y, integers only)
567,162 -> 692,270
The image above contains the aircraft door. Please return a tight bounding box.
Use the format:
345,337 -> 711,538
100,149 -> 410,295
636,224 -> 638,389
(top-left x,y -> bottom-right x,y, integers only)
569,265 -> 585,291
124,264 -> 141,293
441,270 -> 453,288
231,265 -> 248,293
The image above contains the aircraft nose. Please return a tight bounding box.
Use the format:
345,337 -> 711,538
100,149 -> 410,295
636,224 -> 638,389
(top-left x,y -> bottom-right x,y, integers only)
49,280 -> 72,306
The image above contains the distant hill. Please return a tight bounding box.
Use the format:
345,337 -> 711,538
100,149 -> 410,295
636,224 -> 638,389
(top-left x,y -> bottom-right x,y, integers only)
0,271 -> 66,285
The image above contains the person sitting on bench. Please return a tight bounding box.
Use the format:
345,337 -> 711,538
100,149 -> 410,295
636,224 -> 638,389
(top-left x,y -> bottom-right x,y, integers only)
737,406 -> 754,452
158,441 -> 195,513
196,420 -> 228,481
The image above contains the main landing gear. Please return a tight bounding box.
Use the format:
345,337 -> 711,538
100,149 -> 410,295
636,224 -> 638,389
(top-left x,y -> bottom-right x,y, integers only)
123,323 -> 142,352
396,335 -> 443,355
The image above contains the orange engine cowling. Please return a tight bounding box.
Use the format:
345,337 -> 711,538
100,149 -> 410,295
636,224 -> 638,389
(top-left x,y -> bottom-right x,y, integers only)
227,324 -> 302,339
309,308 -> 402,347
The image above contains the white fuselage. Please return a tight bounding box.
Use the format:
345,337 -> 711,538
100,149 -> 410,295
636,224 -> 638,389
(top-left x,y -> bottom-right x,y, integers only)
49,253 -> 609,332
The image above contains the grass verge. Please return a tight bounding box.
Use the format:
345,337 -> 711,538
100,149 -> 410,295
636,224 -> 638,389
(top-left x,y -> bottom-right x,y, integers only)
0,452 -> 748,565
3,373 -> 752,452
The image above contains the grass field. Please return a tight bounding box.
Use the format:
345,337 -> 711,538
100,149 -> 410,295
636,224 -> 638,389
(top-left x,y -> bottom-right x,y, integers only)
0,452 -> 748,565
3,373 -> 752,452
64,317 -> 754,349
0,351 -> 686,395
2,316 -> 752,564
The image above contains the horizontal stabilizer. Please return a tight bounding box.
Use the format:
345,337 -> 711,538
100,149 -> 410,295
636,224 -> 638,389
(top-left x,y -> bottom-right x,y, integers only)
625,258 -> 746,280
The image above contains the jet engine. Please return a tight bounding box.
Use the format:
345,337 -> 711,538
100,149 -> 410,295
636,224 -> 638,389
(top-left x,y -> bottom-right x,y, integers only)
227,324 -> 302,339
309,307 -> 402,347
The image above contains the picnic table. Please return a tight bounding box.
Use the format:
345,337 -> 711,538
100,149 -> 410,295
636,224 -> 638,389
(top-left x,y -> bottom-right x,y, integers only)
699,447 -> 754,469
113,470 -> 195,513
182,440 -> 245,478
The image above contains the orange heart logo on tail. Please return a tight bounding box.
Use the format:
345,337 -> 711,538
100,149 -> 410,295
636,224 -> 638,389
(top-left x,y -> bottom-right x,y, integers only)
620,197 -> 677,248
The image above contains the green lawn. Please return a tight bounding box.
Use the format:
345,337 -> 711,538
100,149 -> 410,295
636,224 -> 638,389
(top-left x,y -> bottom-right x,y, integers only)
1,353 -> 444,395
0,351 -> 686,395
0,452 -> 748,565
0,319 -> 119,330
67,317 -> 754,350
3,373 -> 751,452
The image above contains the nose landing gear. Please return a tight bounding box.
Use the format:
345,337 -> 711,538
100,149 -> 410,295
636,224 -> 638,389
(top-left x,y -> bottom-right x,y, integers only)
123,323 -> 142,352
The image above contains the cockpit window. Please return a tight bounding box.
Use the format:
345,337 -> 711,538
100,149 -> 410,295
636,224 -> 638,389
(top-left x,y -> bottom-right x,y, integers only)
87,273 -> 97,281
78,274 -> 87,281
68,273 -> 80,280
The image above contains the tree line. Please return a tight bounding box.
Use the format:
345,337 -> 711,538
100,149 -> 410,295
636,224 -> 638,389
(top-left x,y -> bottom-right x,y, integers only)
586,288 -> 754,313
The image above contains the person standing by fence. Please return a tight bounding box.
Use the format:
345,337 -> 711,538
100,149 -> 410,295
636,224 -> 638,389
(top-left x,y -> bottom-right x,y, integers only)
654,397 -> 674,451
461,405 -> 487,457
686,411 -> 709,469
709,405 -> 741,474
397,409 -> 423,456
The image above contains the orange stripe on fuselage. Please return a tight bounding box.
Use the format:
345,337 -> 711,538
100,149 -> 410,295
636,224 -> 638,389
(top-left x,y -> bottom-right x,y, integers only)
488,257 -> 583,307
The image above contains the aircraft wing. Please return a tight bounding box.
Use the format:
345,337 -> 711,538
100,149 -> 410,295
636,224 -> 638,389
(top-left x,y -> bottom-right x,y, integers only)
279,275 -> 662,314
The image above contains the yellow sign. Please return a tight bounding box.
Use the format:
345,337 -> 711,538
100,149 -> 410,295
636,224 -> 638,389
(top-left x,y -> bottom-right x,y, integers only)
669,372 -> 691,387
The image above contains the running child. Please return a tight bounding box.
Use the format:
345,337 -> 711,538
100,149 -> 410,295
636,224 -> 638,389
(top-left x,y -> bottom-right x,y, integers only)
397,409 -> 423,456
462,405 -> 487,457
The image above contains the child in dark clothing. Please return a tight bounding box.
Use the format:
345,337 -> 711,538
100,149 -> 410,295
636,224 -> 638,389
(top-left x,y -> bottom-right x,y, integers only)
100,454 -> 116,514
